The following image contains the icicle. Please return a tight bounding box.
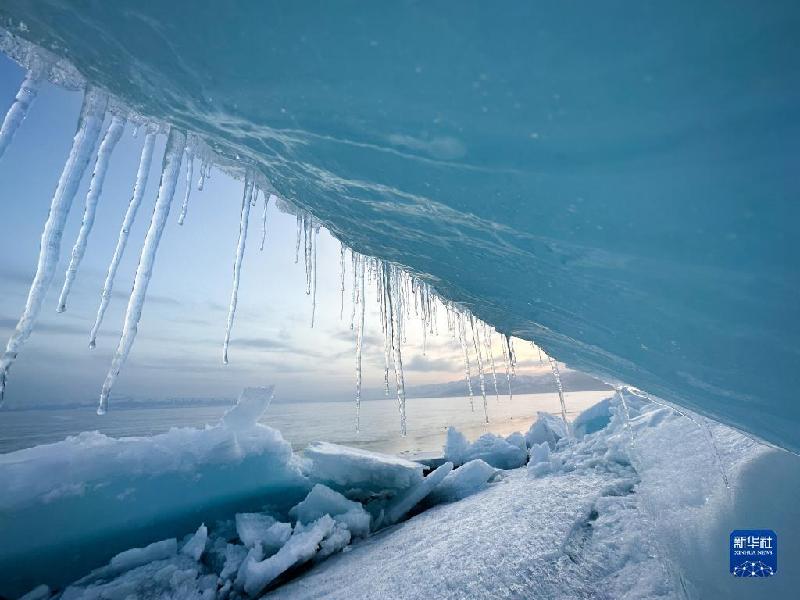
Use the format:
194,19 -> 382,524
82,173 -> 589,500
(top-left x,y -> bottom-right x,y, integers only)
259,193 -> 271,251
349,251 -> 357,330
469,316 -> 489,424
499,332 -> 513,400
354,255 -> 366,432
222,173 -> 254,365
89,131 -> 156,349
303,215 -> 313,295
310,227 -> 318,327
339,243 -> 346,320
0,88 -> 107,405
379,266 -> 392,397
0,69 -> 41,162
57,114 -> 126,313
197,161 -> 207,191
483,323 -> 500,400
506,335 -> 517,377
97,128 -> 185,414
457,314 -> 475,411
294,214 -> 302,264
384,264 -> 407,435
176,148 -> 194,225
547,355 -> 570,434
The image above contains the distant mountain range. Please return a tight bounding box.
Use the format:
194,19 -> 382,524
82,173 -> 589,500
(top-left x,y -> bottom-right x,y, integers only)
382,370 -> 612,400
1,370 -> 611,411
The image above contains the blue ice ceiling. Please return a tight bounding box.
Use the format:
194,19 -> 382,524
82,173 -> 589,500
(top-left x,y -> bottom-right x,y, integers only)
1,1 -> 798,451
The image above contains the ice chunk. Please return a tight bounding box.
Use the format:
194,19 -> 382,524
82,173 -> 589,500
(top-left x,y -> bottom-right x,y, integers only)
0,410 -> 305,596
317,522 -> 352,559
429,459 -> 499,504
290,484 -> 371,538
380,461 -> 453,526
110,538 -> 177,573
303,441 -> 423,500
461,433 -> 528,470
445,427 -> 526,469
527,441 -> 554,477
505,431 -> 527,451
525,411 -> 569,449
220,543 -> 248,580
222,385 -> 274,430
181,524 -> 208,561
572,397 -> 613,438
443,426 -> 470,466
242,515 -> 336,596
235,513 -> 291,552
61,554 -> 216,600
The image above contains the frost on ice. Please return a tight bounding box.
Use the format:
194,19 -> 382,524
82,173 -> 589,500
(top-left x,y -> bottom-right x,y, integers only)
98,128 -> 185,414
0,86 -> 107,404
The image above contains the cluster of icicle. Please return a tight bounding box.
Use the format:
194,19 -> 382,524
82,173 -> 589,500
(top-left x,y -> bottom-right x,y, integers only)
333,244 -> 523,435
0,45 -> 566,436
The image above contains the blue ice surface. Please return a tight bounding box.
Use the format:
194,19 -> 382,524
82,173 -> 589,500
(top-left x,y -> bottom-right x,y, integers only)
1,2 -> 798,450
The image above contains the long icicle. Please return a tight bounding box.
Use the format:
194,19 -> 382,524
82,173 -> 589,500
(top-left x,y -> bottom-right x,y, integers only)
57,114 -> 126,312
469,316 -> 489,424
294,214 -> 302,263
310,227 -> 318,327
176,147 -> 194,225
548,355 -> 570,434
483,323 -> 500,400
259,193 -> 271,251
0,69 -> 41,162
458,314 -> 475,411
97,128 -> 185,414
499,332 -> 513,400
339,243 -> 346,320
89,131 -> 156,349
222,173 -> 254,364
385,264 -> 407,435
0,87 -> 107,404
354,254 -> 366,432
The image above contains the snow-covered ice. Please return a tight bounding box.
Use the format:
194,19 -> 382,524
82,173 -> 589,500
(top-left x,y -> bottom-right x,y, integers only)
7,394 -> 800,599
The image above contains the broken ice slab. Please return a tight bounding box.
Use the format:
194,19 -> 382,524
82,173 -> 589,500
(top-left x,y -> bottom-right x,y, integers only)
0,390 -> 307,598
302,441 -> 424,501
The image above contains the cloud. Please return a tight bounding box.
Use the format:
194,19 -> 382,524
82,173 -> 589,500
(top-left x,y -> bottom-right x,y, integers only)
405,354 -> 458,373
0,316 -> 119,338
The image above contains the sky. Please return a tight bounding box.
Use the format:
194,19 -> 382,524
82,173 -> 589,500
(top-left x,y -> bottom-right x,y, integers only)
0,54 -> 553,407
